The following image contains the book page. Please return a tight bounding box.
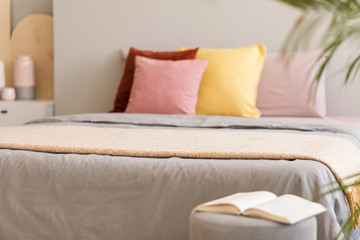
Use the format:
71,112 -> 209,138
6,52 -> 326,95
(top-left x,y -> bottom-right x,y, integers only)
245,194 -> 326,224
201,191 -> 277,213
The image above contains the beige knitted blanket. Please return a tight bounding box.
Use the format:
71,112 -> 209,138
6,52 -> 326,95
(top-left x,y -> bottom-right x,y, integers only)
0,125 -> 359,225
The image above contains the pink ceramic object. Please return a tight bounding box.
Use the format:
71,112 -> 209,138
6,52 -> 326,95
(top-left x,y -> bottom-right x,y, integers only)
2,88 -> 16,101
13,56 -> 35,87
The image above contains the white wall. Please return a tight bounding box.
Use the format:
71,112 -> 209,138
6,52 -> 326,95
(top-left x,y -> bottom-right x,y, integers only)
326,42 -> 360,116
53,0 -> 359,116
11,0 -> 52,29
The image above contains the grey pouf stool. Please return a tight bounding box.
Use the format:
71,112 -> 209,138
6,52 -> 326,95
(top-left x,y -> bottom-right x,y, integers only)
190,211 -> 317,240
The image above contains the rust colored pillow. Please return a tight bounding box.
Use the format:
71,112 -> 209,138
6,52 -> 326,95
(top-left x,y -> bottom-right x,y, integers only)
112,47 -> 199,112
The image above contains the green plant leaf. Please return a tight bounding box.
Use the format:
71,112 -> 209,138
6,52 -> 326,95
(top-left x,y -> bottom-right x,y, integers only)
276,0 -> 360,86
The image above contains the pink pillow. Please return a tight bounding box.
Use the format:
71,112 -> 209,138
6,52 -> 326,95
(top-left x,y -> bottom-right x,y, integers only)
125,56 -> 208,114
256,49 -> 326,117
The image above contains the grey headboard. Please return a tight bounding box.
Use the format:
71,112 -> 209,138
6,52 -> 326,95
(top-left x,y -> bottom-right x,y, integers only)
53,0 -> 360,116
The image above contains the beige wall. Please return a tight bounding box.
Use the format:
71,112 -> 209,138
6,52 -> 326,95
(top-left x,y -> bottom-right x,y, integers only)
53,0 -> 360,116
11,0 -> 52,29
54,0 -> 300,115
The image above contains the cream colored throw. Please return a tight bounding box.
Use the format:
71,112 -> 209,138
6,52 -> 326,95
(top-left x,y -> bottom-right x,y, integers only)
0,125 -> 359,225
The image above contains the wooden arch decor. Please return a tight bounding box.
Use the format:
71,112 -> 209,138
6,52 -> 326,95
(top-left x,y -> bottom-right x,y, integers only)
0,0 -> 54,100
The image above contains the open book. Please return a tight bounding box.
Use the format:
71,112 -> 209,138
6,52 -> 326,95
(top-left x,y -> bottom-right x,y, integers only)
195,191 -> 326,224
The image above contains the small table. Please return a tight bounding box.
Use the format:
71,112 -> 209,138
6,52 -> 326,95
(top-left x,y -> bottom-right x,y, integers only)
0,100 -> 54,126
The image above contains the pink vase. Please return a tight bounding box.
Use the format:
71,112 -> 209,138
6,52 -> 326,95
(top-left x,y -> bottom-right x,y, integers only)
13,56 -> 35,100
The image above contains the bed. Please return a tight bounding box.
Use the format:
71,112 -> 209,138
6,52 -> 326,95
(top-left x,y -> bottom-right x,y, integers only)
0,113 -> 359,240
4,2 -> 359,239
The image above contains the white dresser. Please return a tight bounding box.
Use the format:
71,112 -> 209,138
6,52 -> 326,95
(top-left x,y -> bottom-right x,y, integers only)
0,100 -> 54,126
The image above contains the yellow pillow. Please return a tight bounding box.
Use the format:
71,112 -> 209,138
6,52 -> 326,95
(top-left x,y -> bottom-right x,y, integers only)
179,45 -> 266,117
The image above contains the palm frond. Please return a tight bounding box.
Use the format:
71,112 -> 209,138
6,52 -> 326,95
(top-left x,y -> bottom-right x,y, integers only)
313,172 -> 360,239
276,0 -> 360,84
275,1 -> 360,239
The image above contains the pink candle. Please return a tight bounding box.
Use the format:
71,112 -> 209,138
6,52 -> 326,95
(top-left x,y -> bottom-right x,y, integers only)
1,88 -> 16,101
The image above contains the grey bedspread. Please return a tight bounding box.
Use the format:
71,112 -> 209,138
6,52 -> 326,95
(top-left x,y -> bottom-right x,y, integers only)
1,113 -> 359,240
